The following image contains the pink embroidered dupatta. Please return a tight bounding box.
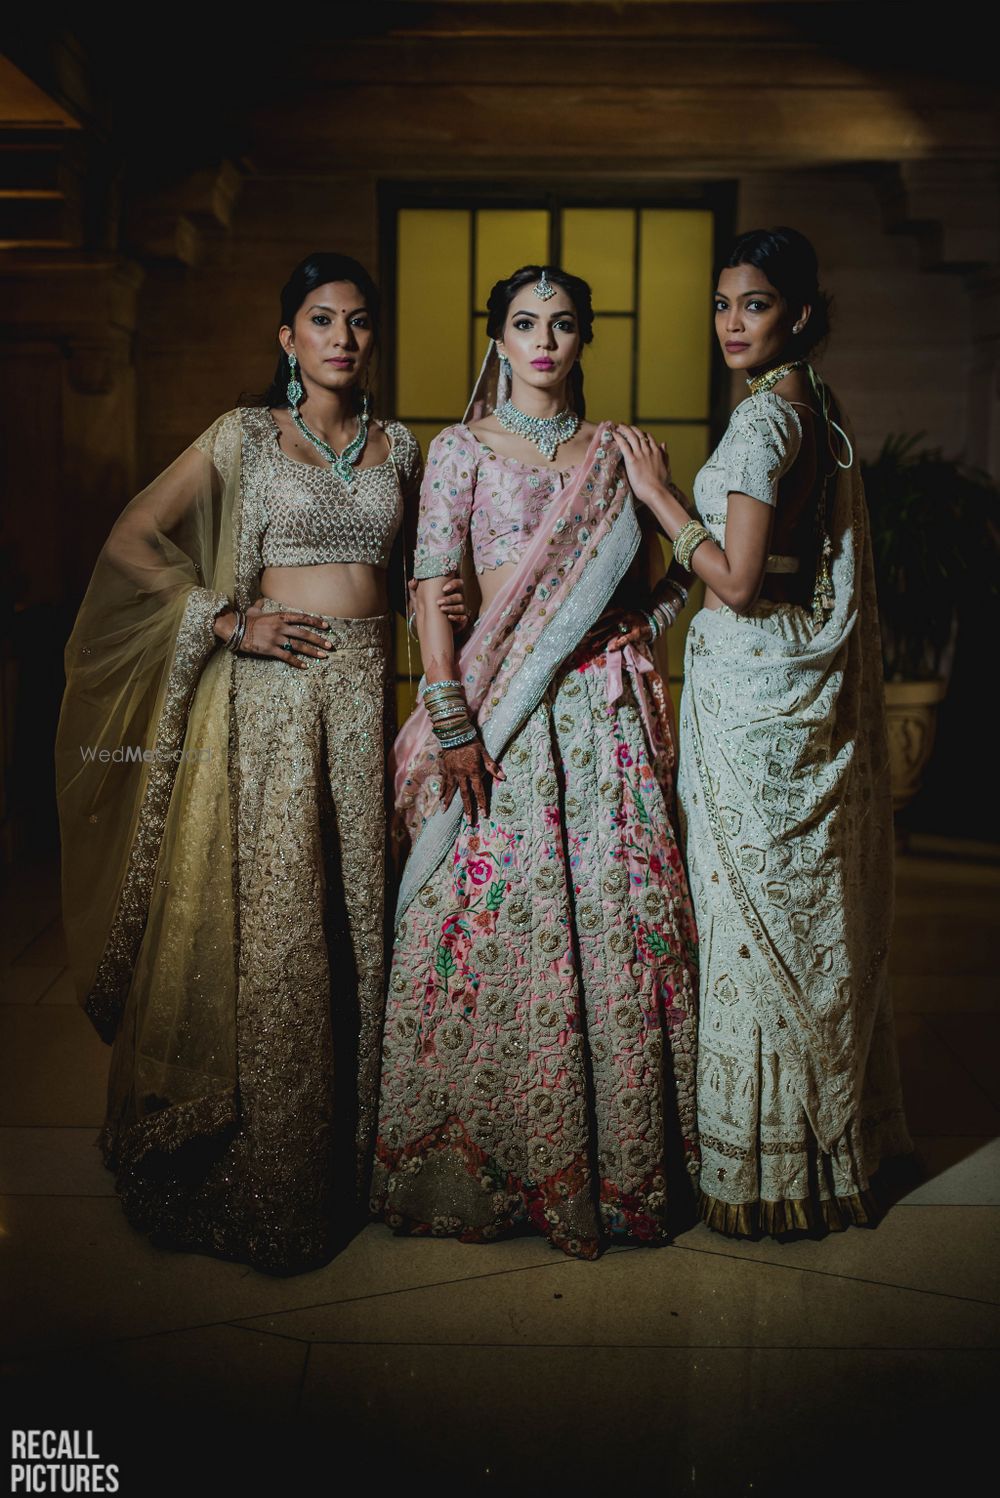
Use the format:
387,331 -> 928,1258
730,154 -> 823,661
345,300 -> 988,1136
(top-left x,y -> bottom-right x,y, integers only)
393,424 -> 642,920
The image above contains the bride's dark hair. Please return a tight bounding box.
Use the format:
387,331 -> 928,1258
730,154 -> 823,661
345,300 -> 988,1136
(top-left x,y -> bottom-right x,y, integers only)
724,227 -> 831,357
486,265 -> 595,417
249,251 -> 381,409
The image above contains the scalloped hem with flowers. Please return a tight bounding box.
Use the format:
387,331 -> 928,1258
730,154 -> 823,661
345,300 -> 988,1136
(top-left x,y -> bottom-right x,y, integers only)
376,1119 -> 677,1261
373,645 -> 700,1262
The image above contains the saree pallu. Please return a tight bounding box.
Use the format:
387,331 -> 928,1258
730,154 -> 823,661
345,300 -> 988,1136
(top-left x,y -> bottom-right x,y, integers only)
372,425 -> 699,1259
104,604 -> 393,1273
678,456 -> 912,1234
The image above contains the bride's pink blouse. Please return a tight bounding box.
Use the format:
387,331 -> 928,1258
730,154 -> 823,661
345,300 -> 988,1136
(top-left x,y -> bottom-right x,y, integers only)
412,422 -> 577,579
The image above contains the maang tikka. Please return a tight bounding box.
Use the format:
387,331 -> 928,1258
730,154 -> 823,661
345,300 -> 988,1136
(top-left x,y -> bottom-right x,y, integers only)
533,268 -> 556,301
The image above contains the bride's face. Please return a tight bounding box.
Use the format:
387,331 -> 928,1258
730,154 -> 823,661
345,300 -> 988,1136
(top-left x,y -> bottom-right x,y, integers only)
497,285 -> 581,398
713,263 -> 806,374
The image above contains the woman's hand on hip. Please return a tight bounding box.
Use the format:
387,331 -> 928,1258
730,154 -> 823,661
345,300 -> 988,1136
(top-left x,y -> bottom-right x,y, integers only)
439,737 -> 505,823
239,600 -> 332,668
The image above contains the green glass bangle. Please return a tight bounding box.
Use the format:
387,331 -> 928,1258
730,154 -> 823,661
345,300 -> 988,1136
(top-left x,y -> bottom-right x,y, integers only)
437,726 -> 478,749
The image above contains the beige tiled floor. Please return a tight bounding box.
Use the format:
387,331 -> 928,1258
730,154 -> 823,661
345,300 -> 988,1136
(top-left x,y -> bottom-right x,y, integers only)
1,850 -> 997,1493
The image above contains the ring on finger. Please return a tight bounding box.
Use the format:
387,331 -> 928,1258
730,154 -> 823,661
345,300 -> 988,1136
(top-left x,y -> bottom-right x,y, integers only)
280,639 -> 295,652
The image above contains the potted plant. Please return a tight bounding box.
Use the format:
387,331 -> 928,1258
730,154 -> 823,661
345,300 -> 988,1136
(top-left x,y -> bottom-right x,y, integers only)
862,435 -> 998,812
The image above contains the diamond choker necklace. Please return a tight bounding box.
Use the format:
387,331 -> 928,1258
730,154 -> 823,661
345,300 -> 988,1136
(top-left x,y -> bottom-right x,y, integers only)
494,399 -> 580,461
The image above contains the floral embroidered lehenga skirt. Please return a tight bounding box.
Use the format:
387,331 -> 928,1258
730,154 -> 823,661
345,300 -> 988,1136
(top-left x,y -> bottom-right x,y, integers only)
371,645 -> 699,1260
103,603 -> 392,1274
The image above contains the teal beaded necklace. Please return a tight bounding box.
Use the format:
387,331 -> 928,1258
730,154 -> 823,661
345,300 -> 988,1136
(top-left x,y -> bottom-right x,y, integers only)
286,350 -> 369,485
291,408 -> 369,486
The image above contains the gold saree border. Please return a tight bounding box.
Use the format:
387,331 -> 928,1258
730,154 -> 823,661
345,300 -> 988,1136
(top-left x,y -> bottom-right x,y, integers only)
698,1187 -> 878,1237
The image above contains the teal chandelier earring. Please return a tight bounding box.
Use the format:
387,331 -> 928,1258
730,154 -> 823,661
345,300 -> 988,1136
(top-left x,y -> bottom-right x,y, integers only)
360,380 -> 372,419
286,351 -> 304,408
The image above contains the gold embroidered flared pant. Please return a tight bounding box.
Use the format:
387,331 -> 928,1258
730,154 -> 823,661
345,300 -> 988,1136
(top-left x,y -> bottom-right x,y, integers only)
109,603 -> 392,1273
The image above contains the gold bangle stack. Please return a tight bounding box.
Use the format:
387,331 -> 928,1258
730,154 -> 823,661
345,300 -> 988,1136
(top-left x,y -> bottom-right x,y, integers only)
421,678 -> 477,750
673,520 -> 711,572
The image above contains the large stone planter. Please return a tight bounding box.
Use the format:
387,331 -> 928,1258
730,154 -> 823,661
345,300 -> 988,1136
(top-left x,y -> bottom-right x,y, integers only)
884,679 -> 948,813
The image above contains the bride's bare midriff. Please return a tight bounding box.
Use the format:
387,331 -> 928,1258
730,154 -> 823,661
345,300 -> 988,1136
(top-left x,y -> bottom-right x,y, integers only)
260,563 -> 388,619
477,563 -> 519,611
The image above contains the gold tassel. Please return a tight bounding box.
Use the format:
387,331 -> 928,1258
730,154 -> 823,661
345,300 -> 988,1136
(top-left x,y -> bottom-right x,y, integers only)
812,530 -> 835,628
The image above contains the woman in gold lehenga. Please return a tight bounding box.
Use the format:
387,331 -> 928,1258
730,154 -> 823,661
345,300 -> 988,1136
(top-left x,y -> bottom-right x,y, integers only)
615,228 -> 911,1235
56,252 -> 465,1274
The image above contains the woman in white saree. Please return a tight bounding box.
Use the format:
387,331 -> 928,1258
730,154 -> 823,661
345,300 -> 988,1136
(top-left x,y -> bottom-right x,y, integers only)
615,228 -> 911,1235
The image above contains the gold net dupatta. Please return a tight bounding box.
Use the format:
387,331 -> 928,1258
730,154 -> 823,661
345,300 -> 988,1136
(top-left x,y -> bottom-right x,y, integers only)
56,411 -> 244,1168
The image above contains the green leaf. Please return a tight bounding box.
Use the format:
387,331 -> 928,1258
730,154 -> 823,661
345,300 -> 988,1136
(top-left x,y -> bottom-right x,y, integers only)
434,943 -> 457,986
486,880 -> 507,911
645,929 -> 670,956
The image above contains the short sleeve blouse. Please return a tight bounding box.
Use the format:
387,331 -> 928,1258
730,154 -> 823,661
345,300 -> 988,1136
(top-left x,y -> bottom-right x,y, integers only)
692,392 -> 802,547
